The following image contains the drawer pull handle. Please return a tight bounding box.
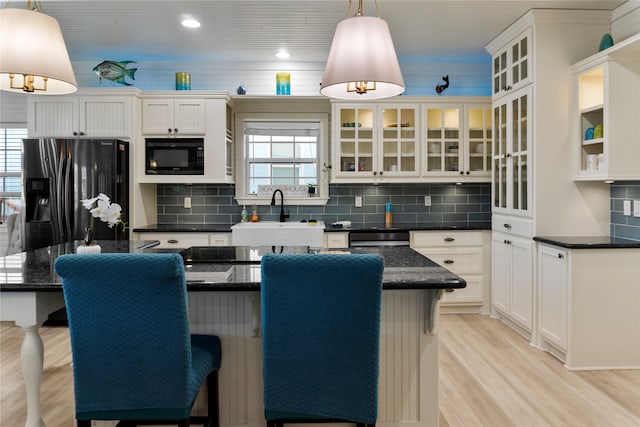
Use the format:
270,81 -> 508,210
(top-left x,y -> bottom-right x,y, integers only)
444,237 -> 455,242
445,288 -> 454,293
444,259 -> 454,264
168,239 -> 179,244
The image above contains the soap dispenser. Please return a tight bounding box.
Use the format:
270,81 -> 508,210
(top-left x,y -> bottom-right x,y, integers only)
241,205 -> 248,222
251,205 -> 259,222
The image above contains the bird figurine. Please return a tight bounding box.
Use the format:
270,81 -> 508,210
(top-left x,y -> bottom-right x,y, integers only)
435,75 -> 449,94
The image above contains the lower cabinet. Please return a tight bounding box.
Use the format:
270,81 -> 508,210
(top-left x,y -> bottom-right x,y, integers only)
134,232 -> 231,248
538,244 -> 568,351
491,231 -> 534,334
411,230 -> 491,313
536,244 -> 640,370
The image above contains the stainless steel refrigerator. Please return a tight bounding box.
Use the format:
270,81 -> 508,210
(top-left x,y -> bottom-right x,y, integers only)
22,138 -> 129,251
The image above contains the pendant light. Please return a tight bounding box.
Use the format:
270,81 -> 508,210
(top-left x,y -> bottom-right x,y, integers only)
320,0 -> 404,100
0,3 -> 78,95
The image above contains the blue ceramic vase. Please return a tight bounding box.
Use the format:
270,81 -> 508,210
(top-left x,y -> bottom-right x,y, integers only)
599,33 -> 614,52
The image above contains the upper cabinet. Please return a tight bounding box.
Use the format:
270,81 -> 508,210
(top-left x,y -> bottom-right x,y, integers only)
137,95 -> 233,184
331,97 -> 491,183
491,29 -> 532,98
28,92 -> 135,138
572,33 -> 640,181
492,88 -> 532,217
332,103 -> 419,181
423,104 -> 492,179
142,98 -> 206,135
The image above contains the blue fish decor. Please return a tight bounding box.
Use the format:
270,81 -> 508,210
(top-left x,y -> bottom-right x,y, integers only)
93,60 -> 137,86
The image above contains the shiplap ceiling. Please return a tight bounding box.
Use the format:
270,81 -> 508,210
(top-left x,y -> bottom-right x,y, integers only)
7,0 -> 628,63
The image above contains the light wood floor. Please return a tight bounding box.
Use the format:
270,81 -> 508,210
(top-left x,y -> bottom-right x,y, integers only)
1,314 -> 638,427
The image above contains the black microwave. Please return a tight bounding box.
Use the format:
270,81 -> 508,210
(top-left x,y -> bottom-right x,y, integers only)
145,138 -> 204,175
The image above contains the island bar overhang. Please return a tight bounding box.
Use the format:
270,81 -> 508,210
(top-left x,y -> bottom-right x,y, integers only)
0,241 -> 466,427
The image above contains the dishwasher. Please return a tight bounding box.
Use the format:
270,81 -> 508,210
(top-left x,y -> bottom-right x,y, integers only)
349,230 -> 410,247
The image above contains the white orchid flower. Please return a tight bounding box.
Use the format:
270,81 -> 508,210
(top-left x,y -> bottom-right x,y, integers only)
80,196 -> 98,210
81,193 -> 124,230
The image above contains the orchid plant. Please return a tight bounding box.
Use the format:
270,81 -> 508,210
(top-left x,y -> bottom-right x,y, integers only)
80,193 -> 125,244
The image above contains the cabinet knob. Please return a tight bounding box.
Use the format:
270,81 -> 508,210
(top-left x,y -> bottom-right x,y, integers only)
444,237 -> 455,242
174,128 -> 178,133
504,239 -> 511,245
168,128 -> 172,133
73,131 -> 78,136
168,239 -> 178,244
459,171 -> 464,175
445,288 -> 454,293
379,171 -> 383,176
558,253 -> 564,259
466,171 -> 470,175
444,259 -> 454,264
506,153 -> 512,158
503,223 -> 512,229
373,171 -> 377,176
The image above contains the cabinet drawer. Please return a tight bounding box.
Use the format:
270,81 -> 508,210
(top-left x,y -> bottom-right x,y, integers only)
492,215 -> 533,237
441,275 -> 483,304
414,248 -> 483,274
324,232 -> 349,248
411,230 -> 483,247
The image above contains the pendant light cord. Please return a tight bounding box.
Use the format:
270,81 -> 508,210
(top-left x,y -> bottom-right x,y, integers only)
347,0 -> 381,18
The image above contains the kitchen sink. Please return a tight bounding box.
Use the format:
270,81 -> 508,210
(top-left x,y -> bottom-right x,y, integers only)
231,221 -> 325,246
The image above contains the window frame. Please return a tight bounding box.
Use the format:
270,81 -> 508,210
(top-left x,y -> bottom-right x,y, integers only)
234,112 -> 329,206
0,125 -> 26,223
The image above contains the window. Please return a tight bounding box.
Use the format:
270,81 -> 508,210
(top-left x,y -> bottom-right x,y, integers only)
235,113 -> 329,205
0,127 -> 26,222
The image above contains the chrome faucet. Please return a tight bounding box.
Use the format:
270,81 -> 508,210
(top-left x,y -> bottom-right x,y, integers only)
270,189 -> 289,222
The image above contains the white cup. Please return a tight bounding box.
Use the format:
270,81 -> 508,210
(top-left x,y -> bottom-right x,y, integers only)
389,165 -> 397,172
586,154 -> 598,171
597,153 -> 605,169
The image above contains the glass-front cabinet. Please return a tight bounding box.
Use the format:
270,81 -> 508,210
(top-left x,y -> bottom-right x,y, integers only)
492,29 -> 531,98
424,106 -> 462,175
333,104 -> 418,180
423,104 -> 492,179
493,88 -> 531,216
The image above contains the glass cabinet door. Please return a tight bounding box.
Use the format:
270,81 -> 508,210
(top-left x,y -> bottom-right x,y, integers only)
338,107 -> 374,174
466,107 -> 492,175
493,51 -> 508,95
492,88 -> 531,214
380,107 -> 417,175
425,107 -> 461,174
491,30 -> 531,97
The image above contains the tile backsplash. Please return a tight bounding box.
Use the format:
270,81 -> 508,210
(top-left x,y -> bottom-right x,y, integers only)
157,183 -> 492,228
610,181 -> 640,241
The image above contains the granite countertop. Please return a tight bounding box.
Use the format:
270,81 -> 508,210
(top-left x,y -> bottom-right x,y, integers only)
134,223 -> 492,233
533,235 -> 640,249
0,241 -> 466,292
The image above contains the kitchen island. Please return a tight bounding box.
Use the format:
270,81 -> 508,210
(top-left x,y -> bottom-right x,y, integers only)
1,241 -> 465,427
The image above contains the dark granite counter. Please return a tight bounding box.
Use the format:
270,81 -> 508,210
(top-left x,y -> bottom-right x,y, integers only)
134,223 -> 492,233
533,235 -> 640,249
133,224 -> 232,233
0,241 -> 465,292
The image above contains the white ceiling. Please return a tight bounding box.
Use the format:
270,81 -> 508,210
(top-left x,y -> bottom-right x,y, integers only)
8,0 -> 627,64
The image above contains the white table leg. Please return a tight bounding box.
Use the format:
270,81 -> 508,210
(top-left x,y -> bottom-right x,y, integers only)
21,325 -> 46,427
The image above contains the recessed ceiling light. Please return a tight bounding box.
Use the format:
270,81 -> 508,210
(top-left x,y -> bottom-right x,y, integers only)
181,18 -> 201,28
275,50 -> 291,59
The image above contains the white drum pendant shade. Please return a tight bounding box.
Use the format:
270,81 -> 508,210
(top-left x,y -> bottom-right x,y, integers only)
320,15 -> 404,100
0,8 -> 78,94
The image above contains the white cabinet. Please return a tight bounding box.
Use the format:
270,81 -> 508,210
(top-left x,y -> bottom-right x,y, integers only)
331,103 -> 419,181
134,232 -> 230,248
142,98 -> 206,135
324,232 -> 349,248
538,244 -> 568,351
331,98 -> 491,184
492,87 -> 532,216
492,230 -> 533,333
137,95 -> 234,184
28,94 -> 133,138
423,103 -> 492,180
536,243 -> 640,370
572,34 -> 640,181
491,29 -> 531,98
411,230 -> 491,312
